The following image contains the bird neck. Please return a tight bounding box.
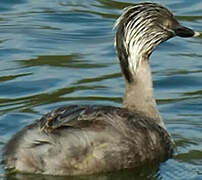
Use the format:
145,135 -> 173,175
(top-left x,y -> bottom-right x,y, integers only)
122,58 -> 165,128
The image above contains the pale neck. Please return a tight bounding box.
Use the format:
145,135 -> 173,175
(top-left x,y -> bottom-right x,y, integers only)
122,58 -> 165,128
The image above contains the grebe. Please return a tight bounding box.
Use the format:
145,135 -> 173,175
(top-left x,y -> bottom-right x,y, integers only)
2,2 -> 199,176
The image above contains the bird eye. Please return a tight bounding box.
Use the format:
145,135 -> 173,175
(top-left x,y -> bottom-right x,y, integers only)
162,19 -> 172,29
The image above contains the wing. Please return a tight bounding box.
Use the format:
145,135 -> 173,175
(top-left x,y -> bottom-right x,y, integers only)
39,105 -> 120,133
39,104 -> 173,156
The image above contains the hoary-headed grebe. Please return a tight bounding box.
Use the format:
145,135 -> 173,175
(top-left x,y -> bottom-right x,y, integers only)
2,2 -> 199,176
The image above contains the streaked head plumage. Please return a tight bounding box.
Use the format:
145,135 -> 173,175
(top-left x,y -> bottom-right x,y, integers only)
114,2 -> 196,82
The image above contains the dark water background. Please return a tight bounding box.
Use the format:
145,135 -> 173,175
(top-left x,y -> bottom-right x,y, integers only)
0,0 -> 202,179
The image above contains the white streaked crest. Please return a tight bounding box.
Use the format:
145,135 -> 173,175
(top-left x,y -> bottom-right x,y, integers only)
114,3 -> 174,77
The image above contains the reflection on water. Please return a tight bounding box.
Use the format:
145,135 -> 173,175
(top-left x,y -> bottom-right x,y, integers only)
3,163 -> 160,180
0,0 -> 202,180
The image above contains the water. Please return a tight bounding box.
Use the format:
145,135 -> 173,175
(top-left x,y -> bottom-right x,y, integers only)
0,0 -> 202,179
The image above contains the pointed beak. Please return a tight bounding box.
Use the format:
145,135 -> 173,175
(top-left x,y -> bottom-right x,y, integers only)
173,24 -> 200,38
